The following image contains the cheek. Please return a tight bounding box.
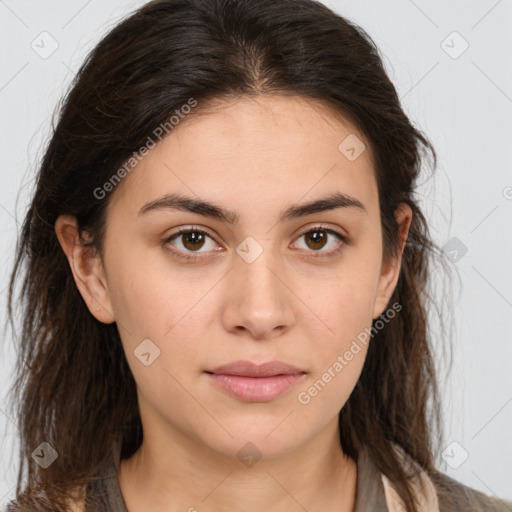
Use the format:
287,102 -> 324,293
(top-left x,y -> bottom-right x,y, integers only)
106,241 -> 214,337
305,282 -> 373,372
304,255 -> 381,341
105,247 -> 222,393
295,249 -> 381,398
295,279 -> 374,413
298,349 -> 368,413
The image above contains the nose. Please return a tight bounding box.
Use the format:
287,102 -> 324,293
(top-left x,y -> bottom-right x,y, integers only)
221,243 -> 295,341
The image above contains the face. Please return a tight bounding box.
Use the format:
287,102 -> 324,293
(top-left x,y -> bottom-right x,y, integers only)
57,94 -> 411,463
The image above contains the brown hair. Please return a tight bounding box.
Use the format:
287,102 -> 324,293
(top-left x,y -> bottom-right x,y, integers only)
6,0 -> 456,510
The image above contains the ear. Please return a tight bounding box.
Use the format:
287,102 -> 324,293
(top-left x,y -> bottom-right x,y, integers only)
55,214 -> 115,324
372,202 -> 412,319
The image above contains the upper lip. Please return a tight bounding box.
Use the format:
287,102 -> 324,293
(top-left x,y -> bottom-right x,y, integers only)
207,360 -> 306,377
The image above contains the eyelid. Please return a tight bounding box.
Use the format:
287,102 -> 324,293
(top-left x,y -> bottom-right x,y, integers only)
171,224 -> 217,240
294,222 -> 347,241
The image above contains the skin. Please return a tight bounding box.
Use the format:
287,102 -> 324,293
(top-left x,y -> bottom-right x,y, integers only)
56,94 -> 412,512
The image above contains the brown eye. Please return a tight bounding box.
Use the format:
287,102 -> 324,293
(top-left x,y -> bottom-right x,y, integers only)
293,227 -> 346,256
304,229 -> 328,250
164,228 -> 218,258
179,231 -> 206,251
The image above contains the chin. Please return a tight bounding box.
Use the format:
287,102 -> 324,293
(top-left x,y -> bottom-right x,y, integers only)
199,422 -> 307,463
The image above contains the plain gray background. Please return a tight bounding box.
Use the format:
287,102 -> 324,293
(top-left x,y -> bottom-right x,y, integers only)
1,0 -> 511,506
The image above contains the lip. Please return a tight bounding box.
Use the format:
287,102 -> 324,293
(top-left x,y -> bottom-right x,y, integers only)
208,360 -> 305,377
205,360 -> 306,402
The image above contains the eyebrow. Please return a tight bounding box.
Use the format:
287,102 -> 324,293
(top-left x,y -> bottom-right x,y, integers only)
138,191 -> 367,223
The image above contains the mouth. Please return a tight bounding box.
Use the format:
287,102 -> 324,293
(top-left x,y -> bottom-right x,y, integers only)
205,360 -> 307,402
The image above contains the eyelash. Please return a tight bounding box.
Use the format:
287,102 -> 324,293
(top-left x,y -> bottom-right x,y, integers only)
162,225 -> 347,262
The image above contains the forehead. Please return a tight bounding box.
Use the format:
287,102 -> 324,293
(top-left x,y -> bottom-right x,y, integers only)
107,94 -> 378,220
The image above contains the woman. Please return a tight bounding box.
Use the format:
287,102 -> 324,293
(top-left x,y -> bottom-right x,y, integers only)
4,0 -> 512,510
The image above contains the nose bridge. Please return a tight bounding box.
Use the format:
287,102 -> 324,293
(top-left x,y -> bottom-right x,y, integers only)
223,235 -> 294,338
236,235 -> 283,303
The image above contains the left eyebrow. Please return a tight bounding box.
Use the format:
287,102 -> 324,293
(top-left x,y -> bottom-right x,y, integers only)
137,191 -> 367,223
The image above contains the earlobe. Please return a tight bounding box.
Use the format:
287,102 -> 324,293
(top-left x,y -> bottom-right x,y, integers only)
372,203 -> 413,319
54,214 -> 115,324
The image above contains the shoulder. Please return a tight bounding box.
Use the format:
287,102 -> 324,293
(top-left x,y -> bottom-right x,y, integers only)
388,444 -> 512,512
431,470 -> 512,512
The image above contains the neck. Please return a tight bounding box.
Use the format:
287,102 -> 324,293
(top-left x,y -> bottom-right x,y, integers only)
118,418 -> 358,512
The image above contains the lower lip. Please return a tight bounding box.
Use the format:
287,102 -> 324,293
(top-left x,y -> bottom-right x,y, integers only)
206,373 -> 306,402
